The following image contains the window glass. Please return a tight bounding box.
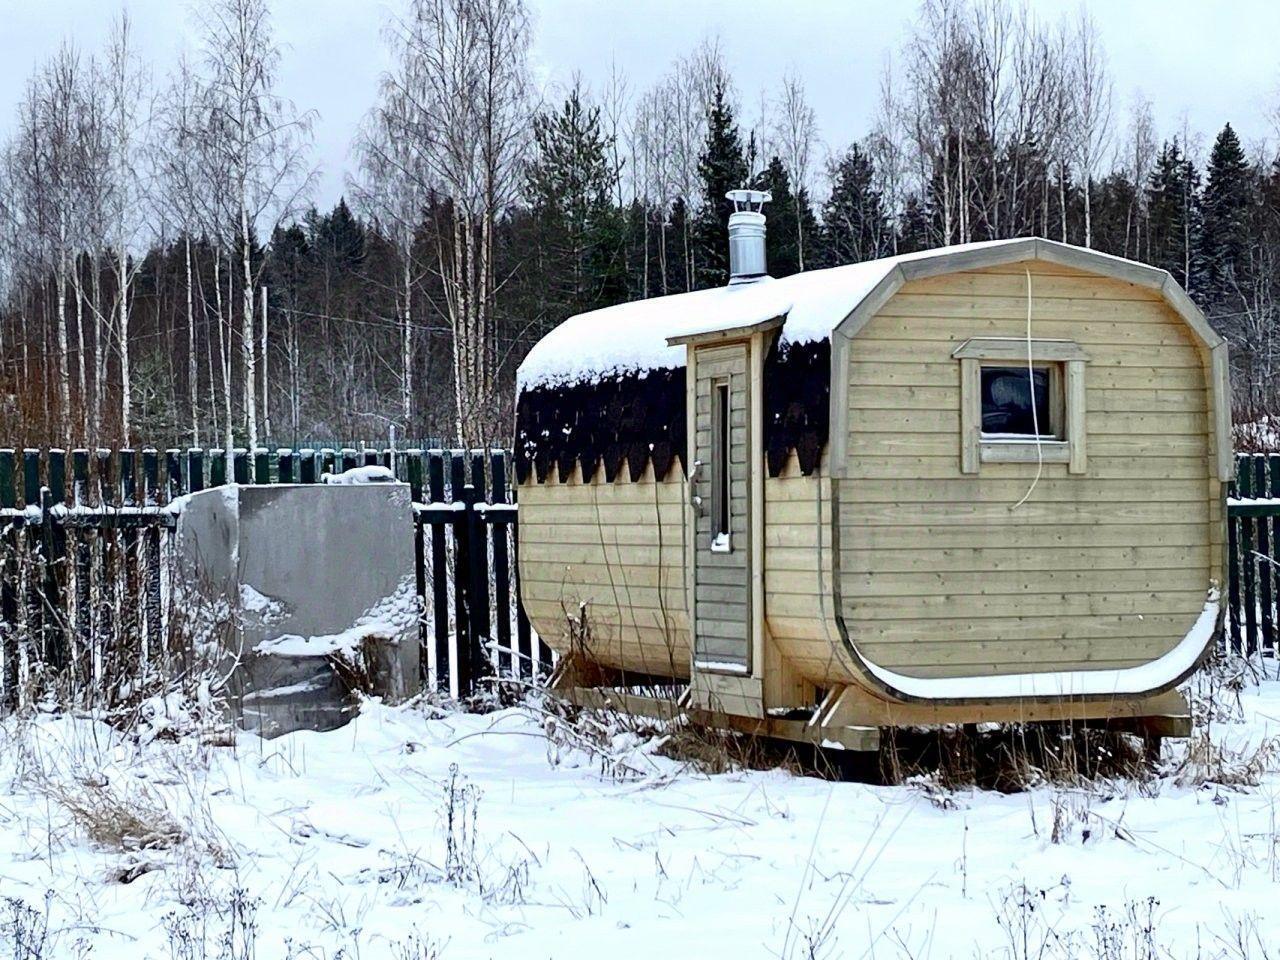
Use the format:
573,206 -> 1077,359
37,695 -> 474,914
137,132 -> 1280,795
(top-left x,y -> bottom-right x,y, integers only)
714,381 -> 730,543
980,365 -> 1053,437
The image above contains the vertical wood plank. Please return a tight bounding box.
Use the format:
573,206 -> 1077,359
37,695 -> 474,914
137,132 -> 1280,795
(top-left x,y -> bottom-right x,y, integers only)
119,449 -> 140,659
341,448 -> 359,473
1066,359 -> 1087,474
1228,499 -> 1239,660
165,449 -> 183,502
960,358 -> 979,474
210,449 -> 226,487
188,448 -> 205,493
428,451 -> 449,694
299,448 -> 316,484
1270,455 -> 1280,656
232,449 -> 249,484
490,451 -> 512,677
0,451 -> 18,708
254,448 -> 270,485
44,451 -> 68,676
96,449 -> 117,684
449,452 -> 471,697
1255,455 -> 1274,654
407,452 -> 427,688
22,450 -> 42,675
1239,454 -> 1258,655
278,449 -> 295,484
72,450 -> 92,687
22,450 -> 43,680
142,450 -> 162,655
469,451 -> 491,683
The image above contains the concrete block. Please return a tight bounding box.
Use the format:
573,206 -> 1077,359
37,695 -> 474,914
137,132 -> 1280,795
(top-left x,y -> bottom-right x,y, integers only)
175,482 -> 420,736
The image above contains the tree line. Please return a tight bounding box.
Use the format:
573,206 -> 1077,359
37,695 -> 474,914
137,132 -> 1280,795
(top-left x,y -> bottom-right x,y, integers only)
0,0 -> 1277,450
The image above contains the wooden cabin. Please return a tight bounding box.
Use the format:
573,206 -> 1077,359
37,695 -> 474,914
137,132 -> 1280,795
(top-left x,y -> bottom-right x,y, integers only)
515,225 -> 1230,752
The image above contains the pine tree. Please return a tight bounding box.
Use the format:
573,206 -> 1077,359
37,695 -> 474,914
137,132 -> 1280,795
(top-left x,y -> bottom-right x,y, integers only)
1145,140 -> 1203,295
692,77 -> 749,287
819,144 -> 893,266
524,85 -> 626,316
1201,122 -> 1255,302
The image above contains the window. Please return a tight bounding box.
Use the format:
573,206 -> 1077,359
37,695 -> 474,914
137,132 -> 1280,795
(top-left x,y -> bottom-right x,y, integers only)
980,364 -> 1059,439
953,338 -> 1088,475
711,380 -> 732,552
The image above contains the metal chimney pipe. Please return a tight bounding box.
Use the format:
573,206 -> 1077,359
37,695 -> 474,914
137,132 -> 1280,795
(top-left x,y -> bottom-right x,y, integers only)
726,189 -> 772,283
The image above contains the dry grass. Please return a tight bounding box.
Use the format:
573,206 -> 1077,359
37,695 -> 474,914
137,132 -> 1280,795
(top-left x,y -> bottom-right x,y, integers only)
1173,730 -> 1280,789
39,774 -> 186,854
880,723 -> 1151,794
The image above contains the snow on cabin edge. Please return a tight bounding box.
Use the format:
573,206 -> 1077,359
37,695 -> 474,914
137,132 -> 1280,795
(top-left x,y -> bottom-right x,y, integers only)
516,237 -> 1037,392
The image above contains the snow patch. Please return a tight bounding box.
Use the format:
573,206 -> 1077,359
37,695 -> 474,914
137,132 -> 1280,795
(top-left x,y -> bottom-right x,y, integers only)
322,464 -> 396,484
239,584 -> 285,622
255,622 -> 400,660
254,575 -> 418,661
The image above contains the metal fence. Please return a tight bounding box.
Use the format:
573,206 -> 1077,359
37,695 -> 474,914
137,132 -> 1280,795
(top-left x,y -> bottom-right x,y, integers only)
0,445 -> 543,711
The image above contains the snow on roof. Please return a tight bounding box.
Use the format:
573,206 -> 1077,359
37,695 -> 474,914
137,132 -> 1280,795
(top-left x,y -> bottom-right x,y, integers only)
516,238 -> 1040,391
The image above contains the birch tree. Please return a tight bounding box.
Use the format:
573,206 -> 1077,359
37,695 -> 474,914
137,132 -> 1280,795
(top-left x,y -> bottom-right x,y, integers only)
384,0 -> 531,445
352,71 -> 431,433
154,55 -> 210,446
102,13 -> 149,444
198,0 -> 314,451
15,48 -> 83,438
1071,9 -> 1113,248
770,70 -> 818,269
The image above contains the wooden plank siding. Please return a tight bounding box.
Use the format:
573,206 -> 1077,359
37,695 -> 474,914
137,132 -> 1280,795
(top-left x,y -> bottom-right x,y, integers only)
517,460 -> 692,678
761,452 -> 861,689
836,260 -> 1219,681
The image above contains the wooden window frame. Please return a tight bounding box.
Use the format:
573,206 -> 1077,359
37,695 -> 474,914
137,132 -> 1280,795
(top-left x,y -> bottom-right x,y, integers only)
954,338 -> 1088,476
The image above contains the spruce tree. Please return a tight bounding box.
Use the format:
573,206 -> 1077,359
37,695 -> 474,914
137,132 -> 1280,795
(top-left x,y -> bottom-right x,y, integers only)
819,144 -> 893,266
692,77 -> 749,287
751,156 -> 815,277
1201,122 -> 1255,302
1145,140 -> 1203,296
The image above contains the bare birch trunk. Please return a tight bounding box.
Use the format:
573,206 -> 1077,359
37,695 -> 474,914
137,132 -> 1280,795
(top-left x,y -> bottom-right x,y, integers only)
91,259 -> 104,441
54,256 -> 70,438
186,236 -> 198,447
240,203 -> 257,452
401,239 -> 412,428
117,238 -> 131,445
261,285 -> 270,441
215,254 -> 233,471
73,269 -> 87,441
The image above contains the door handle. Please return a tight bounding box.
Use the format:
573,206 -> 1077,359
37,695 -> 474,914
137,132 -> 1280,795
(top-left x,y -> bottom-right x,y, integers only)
689,459 -> 704,515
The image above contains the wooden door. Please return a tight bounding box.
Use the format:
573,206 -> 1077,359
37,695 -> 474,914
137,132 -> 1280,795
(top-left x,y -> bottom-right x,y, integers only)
692,342 -> 751,674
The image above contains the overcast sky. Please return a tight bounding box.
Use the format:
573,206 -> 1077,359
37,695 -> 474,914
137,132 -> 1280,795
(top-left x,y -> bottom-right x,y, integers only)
2,0 -> 1279,208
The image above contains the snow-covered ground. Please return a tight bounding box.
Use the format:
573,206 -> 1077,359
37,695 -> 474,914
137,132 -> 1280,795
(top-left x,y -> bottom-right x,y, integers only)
4,669 -> 1280,959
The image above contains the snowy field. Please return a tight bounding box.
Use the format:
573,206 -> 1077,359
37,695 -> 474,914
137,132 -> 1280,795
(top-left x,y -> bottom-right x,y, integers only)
4,667 -> 1280,959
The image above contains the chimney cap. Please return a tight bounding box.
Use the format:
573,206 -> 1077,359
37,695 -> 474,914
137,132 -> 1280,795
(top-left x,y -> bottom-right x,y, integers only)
726,189 -> 772,212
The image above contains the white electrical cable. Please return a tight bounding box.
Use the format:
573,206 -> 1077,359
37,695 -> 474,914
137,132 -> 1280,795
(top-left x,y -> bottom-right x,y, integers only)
1009,267 -> 1042,512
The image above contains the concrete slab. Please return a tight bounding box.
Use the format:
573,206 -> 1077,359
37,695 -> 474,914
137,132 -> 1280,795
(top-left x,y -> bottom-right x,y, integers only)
175,483 -> 420,736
